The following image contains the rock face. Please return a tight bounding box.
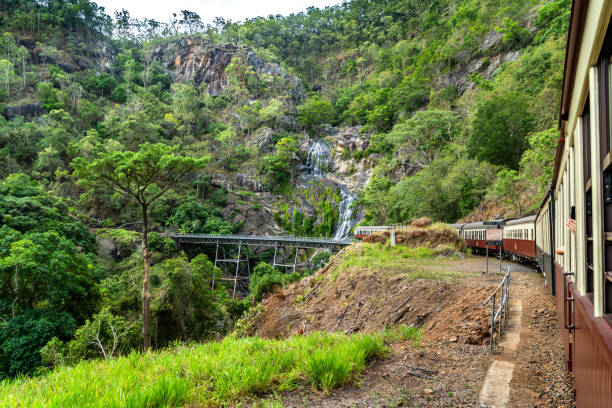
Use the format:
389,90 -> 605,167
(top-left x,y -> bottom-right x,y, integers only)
5,102 -> 44,120
211,172 -> 264,193
152,37 -> 304,102
435,30 -> 521,92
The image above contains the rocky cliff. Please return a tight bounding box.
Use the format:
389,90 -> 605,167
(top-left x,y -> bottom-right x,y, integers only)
152,37 -> 305,102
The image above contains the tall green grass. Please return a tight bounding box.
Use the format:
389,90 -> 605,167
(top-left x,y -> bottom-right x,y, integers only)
0,332 -> 387,408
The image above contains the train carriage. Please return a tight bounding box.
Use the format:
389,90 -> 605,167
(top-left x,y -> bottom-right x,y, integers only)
542,1 -> 612,404
353,225 -> 391,239
503,216 -> 537,260
460,221 -> 499,252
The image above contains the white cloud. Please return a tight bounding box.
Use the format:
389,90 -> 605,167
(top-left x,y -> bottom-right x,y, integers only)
95,0 -> 342,24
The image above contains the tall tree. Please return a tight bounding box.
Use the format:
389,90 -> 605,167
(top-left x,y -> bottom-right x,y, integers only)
467,92 -> 534,169
72,143 -> 206,349
179,10 -> 203,33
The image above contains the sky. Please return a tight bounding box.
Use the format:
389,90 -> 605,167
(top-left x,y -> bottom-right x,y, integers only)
95,0 -> 342,24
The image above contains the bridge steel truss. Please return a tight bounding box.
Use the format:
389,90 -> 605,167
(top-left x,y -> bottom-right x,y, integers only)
172,234 -> 353,299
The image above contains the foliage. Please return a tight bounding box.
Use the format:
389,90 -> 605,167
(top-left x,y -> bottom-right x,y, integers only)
260,136 -> 298,186
0,227 -> 98,378
361,154 -> 496,224
152,254 -> 228,345
493,169 -> 524,216
41,308 -> 141,368
467,92 -> 535,169
310,250 -> 332,273
167,197 -> 234,234
297,96 -> 335,130
518,128 -> 559,201
249,262 -> 300,302
385,109 -> 461,166
534,0 -> 572,43
0,173 -> 93,250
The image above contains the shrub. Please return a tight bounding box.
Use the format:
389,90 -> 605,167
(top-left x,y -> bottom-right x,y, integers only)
309,250 -> 332,273
249,262 -> 300,301
148,231 -> 177,256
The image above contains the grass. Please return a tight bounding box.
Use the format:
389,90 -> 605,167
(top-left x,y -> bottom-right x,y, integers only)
0,331 -> 387,408
383,325 -> 424,348
334,243 -> 473,283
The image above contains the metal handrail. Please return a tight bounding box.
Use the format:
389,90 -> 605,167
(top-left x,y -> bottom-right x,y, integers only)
482,267 -> 511,352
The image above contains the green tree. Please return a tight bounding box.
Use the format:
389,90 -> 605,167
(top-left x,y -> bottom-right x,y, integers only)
468,93 -> 534,169
386,109 -> 461,166
40,308 -> 141,368
260,136 -> 298,185
0,59 -> 17,96
297,96 -> 335,130
72,143 -> 206,350
259,98 -> 285,129
494,169 -> 523,216
519,128 -> 558,200
0,228 -> 98,377
153,254 -> 227,343
249,262 -> 299,302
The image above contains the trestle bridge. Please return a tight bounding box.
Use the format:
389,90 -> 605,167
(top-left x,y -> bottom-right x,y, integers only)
170,234 -> 353,298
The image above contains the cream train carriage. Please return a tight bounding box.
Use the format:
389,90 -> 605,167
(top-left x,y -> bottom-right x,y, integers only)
535,0 -> 612,404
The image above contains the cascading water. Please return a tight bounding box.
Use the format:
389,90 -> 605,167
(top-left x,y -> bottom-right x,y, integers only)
334,188 -> 356,239
304,139 -> 358,240
306,140 -> 330,177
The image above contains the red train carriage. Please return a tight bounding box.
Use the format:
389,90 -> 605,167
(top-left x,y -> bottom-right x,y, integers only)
503,216 -> 537,260
460,221 -> 500,253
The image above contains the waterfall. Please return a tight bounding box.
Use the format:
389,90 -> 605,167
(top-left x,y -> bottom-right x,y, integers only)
334,188 -> 357,240
303,139 -> 358,240
306,140 -> 330,177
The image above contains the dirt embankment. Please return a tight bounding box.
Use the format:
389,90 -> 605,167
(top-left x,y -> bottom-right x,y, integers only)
246,222 -> 489,344
246,241 -> 494,345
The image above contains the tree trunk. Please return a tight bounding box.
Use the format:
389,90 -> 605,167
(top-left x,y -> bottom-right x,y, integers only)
141,204 -> 152,350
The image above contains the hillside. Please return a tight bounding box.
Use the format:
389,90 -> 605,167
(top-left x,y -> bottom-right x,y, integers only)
0,0 -> 571,383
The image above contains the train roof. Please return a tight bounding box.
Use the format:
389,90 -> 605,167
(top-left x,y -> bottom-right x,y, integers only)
447,223 -> 464,229
505,215 -> 537,226
462,219 -> 510,229
462,221 -> 487,230
353,225 -> 390,230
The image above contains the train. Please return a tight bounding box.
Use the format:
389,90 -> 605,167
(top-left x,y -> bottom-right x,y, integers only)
354,2 -> 612,404
354,216 -> 537,263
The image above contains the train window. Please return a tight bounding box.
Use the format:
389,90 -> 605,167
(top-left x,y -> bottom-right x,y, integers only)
582,98 -> 594,295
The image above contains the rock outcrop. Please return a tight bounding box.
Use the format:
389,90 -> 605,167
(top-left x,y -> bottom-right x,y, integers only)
435,29 -> 521,92
152,37 -> 304,102
4,101 -> 45,120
